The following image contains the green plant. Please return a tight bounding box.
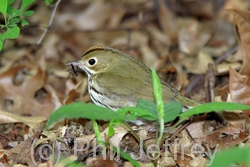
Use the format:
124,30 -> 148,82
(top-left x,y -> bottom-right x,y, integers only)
209,147 -> 250,166
45,70 -> 250,166
44,0 -> 54,6
0,0 -> 35,51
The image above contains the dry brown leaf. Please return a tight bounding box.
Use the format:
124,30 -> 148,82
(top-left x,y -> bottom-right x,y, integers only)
53,155 -> 76,167
140,45 -> 158,67
223,0 -> 250,23
157,155 -> 176,167
106,126 -> 129,148
0,110 -> 46,131
178,21 -> 211,56
182,51 -> 214,74
65,89 -> 81,104
0,66 -> 56,117
124,161 -> 153,167
203,130 -> 247,149
186,120 -> 207,139
229,66 -> 250,104
86,158 -> 118,167
227,9 -> 250,85
2,1 -> 250,166
64,79 -> 90,104
216,62 -> 241,75
56,1 -> 111,30
75,125 -> 130,151
5,132 -> 41,166
158,0 -> 175,41
108,5 -> 126,28
169,54 -> 189,89
146,24 -> 170,47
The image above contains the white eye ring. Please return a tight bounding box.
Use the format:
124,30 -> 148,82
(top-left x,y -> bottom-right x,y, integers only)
88,58 -> 97,65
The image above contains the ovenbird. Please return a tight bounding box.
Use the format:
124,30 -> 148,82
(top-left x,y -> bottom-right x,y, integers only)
67,46 -> 199,117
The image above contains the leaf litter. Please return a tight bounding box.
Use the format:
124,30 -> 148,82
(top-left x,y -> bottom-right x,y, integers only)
1,0 -> 250,166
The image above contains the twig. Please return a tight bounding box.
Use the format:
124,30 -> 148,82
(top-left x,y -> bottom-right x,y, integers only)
35,0 -> 62,46
205,63 -> 215,102
214,46 -> 238,64
185,46 -> 238,94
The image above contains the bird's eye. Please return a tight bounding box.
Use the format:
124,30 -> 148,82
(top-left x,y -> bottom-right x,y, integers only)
88,58 -> 96,65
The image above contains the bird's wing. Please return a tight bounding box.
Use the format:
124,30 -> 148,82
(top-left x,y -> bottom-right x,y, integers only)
96,72 -> 155,103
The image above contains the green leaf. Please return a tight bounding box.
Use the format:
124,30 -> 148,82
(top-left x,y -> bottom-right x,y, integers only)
21,0 -> 34,9
23,10 -> 34,16
3,27 -> 20,39
12,9 -> 22,17
45,102 -> 136,130
0,34 -> 4,40
152,67 -> 165,145
135,99 -> 182,122
117,106 -> 157,121
151,68 -> 164,119
21,19 -> 29,26
0,0 -> 8,18
6,6 -> 14,15
209,147 -> 250,167
45,0 -> 54,6
163,101 -> 182,122
180,102 -> 250,120
10,18 -> 20,24
136,99 -> 158,117
136,99 -> 156,111
108,120 -> 122,138
108,121 -> 115,138
0,40 -> 3,51
93,120 -> 103,145
7,0 -> 15,5
8,23 -> 17,27
112,146 -> 141,167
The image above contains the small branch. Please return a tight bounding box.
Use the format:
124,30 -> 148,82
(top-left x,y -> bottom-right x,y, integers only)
205,63 -> 215,102
35,0 -> 62,46
185,46 -> 238,94
215,46 -> 238,64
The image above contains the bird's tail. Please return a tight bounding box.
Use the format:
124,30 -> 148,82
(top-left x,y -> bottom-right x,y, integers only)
176,94 -> 200,109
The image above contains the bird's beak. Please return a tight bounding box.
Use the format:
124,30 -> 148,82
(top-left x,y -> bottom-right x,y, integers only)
66,59 -> 81,67
66,59 -> 82,76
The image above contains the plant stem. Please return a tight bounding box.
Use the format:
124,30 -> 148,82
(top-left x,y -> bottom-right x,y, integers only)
159,119 -> 183,146
123,122 -> 148,153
